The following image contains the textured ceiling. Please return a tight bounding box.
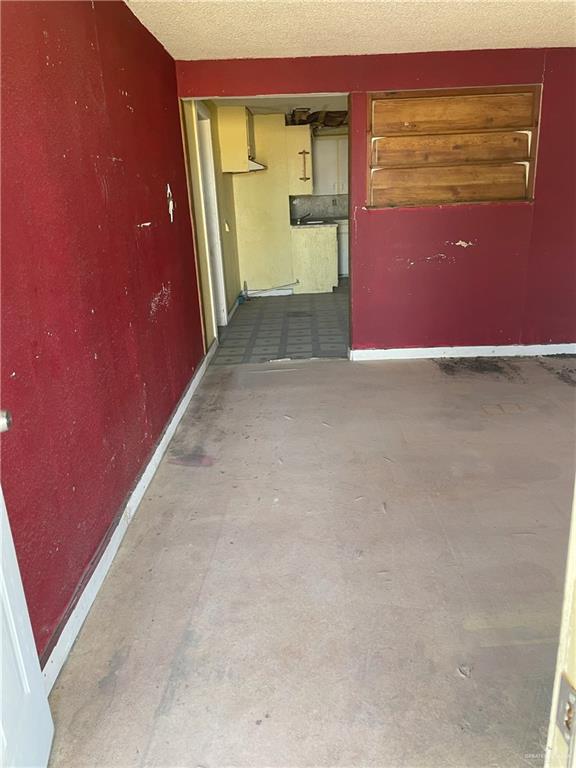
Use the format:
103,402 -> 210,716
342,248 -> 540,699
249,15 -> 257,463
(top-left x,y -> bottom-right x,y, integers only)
126,0 -> 576,61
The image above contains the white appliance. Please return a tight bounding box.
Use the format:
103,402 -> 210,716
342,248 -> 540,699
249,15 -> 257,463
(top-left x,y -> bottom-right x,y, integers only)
335,219 -> 349,277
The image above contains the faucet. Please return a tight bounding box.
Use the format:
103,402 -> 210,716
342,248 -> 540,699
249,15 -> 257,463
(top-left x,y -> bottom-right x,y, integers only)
296,212 -> 311,225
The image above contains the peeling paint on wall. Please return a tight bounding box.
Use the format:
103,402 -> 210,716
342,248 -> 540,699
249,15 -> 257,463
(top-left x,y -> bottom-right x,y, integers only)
166,183 -> 175,223
149,282 -> 172,320
1,0 -> 205,657
446,239 -> 477,248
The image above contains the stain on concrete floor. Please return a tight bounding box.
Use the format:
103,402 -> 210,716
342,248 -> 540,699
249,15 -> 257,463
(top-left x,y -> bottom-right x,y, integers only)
436,357 -> 523,381
538,355 -> 576,387
48,357 -> 575,768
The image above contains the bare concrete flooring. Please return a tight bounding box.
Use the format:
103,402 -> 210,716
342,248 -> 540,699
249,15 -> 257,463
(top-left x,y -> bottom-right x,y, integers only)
49,357 -> 576,768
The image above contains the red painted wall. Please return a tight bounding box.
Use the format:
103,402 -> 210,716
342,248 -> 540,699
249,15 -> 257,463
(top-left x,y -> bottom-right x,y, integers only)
1,1 -> 204,658
178,48 -> 576,349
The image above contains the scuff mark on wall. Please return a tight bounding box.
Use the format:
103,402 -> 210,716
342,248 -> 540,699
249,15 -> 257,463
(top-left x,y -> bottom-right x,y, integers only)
137,222 -> 152,229
149,282 -> 172,320
395,251 -> 463,268
425,252 -> 456,264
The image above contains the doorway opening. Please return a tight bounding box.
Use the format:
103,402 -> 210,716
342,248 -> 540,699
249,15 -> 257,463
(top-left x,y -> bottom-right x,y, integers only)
181,93 -> 350,365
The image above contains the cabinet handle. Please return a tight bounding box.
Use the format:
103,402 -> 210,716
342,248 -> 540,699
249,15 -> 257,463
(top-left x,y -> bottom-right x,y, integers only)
298,150 -> 310,182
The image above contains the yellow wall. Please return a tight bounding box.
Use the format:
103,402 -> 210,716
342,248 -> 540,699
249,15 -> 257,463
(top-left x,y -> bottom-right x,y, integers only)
207,103 -> 242,312
232,114 -> 294,292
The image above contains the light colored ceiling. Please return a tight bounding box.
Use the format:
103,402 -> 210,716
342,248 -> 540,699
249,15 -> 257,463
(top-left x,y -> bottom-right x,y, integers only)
210,94 -> 348,114
126,0 -> 576,61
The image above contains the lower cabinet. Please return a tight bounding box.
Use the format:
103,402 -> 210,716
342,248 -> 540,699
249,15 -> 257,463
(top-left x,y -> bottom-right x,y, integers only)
290,225 -> 339,294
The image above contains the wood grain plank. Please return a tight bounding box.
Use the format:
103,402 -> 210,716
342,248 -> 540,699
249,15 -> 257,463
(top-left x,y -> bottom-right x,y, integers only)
372,131 -> 531,167
372,85 -> 540,100
371,163 -> 528,206
373,93 -> 535,135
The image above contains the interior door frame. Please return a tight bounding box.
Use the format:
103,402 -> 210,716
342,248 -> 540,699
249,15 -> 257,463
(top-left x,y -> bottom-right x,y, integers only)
180,99 -> 218,349
196,102 -> 228,327
184,90 -> 352,352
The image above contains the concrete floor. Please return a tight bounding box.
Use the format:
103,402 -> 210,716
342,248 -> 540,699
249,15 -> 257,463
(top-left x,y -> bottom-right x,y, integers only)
49,356 -> 575,768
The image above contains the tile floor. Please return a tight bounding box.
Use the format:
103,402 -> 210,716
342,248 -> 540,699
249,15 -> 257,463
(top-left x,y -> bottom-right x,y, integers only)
213,281 -> 349,365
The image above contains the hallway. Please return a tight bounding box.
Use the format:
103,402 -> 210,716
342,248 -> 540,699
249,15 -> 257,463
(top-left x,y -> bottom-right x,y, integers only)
48,356 -> 574,767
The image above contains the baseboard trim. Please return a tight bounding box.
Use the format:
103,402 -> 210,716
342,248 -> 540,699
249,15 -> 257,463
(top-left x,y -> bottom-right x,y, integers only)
246,288 -> 293,297
349,343 -> 576,361
42,340 -> 218,693
226,298 -> 239,324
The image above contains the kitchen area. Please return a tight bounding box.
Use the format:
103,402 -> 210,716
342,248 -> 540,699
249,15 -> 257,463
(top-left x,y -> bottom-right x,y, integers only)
290,118 -> 349,290
185,93 -> 350,364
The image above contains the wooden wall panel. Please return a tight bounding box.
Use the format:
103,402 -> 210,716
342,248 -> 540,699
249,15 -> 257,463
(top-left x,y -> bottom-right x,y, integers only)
371,163 -> 527,206
373,92 -> 535,135
372,131 -> 530,167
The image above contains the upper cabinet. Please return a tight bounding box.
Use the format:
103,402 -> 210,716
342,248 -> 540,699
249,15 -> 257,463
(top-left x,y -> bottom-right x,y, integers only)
215,106 -> 265,173
312,135 -> 348,195
286,125 -> 313,195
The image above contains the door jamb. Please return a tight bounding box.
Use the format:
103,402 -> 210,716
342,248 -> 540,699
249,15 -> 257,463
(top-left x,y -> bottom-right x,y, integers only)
196,103 -> 228,327
180,99 -> 218,349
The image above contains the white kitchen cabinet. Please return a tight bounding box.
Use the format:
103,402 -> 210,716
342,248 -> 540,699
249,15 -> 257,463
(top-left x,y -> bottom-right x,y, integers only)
336,136 -> 348,193
312,134 -> 348,195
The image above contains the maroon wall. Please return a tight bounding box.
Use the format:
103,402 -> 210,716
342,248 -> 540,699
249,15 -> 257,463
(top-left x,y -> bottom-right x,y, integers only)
177,48 -> 576,349
2,11 -> 574,663
1,1 -> 204,658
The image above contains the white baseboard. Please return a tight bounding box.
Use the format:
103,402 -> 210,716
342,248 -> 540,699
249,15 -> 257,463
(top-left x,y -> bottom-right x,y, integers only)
349,343 -> 576,361
246,289 -> 293,297
226,298 -> 239,324
42,340 -> 218,693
